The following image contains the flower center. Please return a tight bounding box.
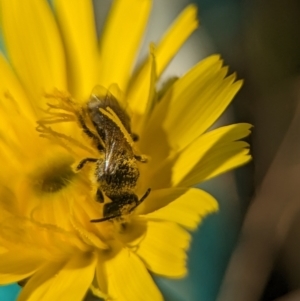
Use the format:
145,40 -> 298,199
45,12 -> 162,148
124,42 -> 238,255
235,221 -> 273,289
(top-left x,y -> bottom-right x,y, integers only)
37,164 -> 74,193
30,155 -> 76,194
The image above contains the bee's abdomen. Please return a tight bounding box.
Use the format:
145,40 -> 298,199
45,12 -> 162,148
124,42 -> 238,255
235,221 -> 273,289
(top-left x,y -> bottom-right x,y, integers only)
96,159 -> 139,194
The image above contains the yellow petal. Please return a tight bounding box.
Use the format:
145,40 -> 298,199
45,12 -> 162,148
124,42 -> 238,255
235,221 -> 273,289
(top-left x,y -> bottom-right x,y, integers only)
0,0 -> 67,101
0,54 -> 36,120
132,220 -> 190,277
146,123 -> 251,188
138,187 -> 189,214
141,56 -> 242,163
173,123 -> 251,186
0,213 -> 88,260
98,0 -> 151,92
179,141 -> 251,186
90,284 -> 108,301
126,44 -> 157,132
166,74 -> 242,151
126,4 -> 198,122
100,248 -> 163,301
54,0 -> 99,100
18,253 -> 97,301
29,190 -> 75,232
152,4 -> 198,76
0,186 -> 17,216
0,118 -> 36,176
144,188 -> 218,230
70,197 -> 110,250
0,251 -> 40,284
0,246 -> 7,254
129,4 -> 198,85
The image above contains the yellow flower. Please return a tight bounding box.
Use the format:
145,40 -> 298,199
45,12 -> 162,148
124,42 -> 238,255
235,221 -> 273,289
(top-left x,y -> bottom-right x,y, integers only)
0,0 -> 251,301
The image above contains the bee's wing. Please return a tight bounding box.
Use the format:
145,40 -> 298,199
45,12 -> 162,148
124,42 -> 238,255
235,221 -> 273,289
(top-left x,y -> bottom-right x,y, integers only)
103,127 -> 120,173
91,85 -> 123,104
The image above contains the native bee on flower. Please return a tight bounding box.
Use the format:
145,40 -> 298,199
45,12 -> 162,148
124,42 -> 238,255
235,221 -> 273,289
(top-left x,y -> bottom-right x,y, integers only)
76,89 -> 150,222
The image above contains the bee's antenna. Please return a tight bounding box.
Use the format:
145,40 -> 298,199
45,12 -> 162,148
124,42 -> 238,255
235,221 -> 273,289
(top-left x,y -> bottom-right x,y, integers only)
90,214 -> 121,223
129,188 -> 151,213
139,188 -> 151,202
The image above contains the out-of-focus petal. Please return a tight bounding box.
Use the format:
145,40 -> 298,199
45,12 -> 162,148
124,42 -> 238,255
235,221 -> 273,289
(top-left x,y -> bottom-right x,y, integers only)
18,253 -> 97,301
0,54 -> 36,120
127,5 -> 198,122
100,248 -> 163,301
133,220 -> 190,277
54,0 -> 98,100
127,45 -> 157,132
0,0 -> 67,102
98,0 -> 151,92
0,251 -> 41,284
152,4 -> 199,77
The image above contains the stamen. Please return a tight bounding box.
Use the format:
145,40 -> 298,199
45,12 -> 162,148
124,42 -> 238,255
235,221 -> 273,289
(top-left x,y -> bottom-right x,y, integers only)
36,123 -> 94,155
36,90 -> 96,155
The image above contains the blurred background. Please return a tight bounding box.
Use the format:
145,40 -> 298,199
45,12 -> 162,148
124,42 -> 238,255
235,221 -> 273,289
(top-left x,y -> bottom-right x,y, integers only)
2,0 -> 300,300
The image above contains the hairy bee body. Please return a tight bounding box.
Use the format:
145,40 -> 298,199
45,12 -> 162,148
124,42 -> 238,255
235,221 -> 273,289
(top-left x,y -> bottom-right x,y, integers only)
77,92 -> 149,222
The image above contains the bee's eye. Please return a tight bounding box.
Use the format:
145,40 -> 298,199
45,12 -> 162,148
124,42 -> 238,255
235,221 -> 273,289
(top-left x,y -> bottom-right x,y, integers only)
96,189 -> 104,203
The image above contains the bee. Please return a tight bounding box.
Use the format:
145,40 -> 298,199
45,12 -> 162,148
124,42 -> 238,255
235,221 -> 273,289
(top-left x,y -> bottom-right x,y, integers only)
76,90 -> 150,222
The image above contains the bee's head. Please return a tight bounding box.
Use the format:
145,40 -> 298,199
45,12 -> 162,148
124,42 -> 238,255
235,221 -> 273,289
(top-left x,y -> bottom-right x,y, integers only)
90,189 -> 150,223
104,192 -> 139,217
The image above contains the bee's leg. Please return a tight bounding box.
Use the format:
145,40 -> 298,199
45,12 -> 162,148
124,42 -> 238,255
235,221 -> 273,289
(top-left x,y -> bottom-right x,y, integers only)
96,189 -> 105,203
76,158 -> 98,170
131,133 -> 147,162
138,188 -> 151,204
131,133 -> 148,162
90,214 -> 121,223
131,133 -> 139,142
77,114 -> 104,152
134,154 -> 148,163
